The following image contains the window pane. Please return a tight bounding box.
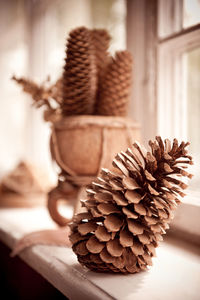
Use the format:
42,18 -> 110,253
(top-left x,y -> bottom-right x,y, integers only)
158,0 -> 182,38
183,0 -> 200,29
186,47 -> 200,189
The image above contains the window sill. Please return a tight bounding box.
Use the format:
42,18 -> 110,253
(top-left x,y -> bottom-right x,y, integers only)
170,191 -> 200,245
0,207 -> 199,300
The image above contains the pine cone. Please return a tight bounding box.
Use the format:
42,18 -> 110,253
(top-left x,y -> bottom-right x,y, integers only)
62,27 -> 97,115
92,29 -> 111,77
70,137 -> 193,274
96,51 -> 133,116
92,29 -> 111,114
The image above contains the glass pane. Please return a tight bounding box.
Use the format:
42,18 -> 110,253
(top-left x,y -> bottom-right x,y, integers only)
186,47 -> 200,190
158,0 -> 182,38
183,0 -> 200,29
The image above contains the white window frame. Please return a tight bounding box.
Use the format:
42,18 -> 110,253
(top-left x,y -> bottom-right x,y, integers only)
127,0 -> 200,243
157,26 -> 200,141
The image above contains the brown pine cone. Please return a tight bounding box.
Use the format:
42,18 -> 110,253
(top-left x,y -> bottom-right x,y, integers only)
92,29 -> 111,77
92,29 -> 111,114
70,137 -> 193,274
96,50 -> 133,116
61,27 -> 97,115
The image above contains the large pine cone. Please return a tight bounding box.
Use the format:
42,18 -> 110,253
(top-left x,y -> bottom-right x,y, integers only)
61,27 -> 97,115
92,29 -> 111,78
70,137 -> 193,274
92,29 -> 111,113
96,51 -> 133,116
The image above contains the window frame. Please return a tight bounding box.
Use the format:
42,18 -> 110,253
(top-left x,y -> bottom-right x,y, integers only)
157,25 -> 200,141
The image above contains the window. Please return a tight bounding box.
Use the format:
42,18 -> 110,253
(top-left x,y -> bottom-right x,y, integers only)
157,0 -> 200,194
183,0 -> 200,28
127,0 -> 200,240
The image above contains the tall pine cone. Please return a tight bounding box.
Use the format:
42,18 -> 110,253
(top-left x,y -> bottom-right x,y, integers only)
96,51 -> 133,116
92,29 -> 111,77
70,137 -> 193,274
92,29 -> 111,114
61,27 -> 97,115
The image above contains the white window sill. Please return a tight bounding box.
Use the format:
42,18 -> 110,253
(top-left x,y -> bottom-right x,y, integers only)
170,191 -> 200,244
0,207 -> 199,300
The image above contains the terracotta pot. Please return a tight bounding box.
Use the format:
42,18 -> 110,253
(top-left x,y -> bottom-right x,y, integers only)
48,115 -> 141,226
